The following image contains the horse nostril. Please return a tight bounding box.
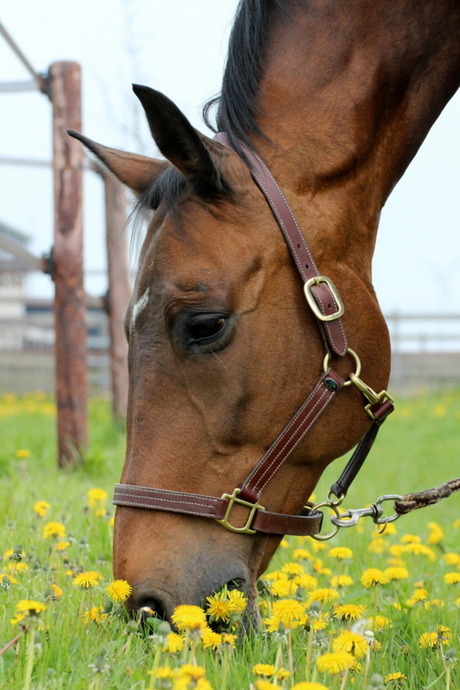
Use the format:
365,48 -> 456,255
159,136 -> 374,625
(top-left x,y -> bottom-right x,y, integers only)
137,597 -> 167,621
226,577 -> 246,592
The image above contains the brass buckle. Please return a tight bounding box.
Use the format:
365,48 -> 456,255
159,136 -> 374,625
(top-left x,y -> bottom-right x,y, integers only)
304,276 -> 345,322
216,488 -> 264,534
349,374 -> 394,420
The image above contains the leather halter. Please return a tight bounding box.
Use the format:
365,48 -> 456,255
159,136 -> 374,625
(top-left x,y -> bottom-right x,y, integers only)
113,135 -> 394,537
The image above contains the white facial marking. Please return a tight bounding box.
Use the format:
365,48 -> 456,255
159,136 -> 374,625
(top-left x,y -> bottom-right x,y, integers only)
131,287 -> 150,328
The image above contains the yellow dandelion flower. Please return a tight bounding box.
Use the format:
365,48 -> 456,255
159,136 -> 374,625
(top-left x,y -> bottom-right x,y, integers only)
293,548 -> 313,560
295,573 -> 318,591
281,562 -> 305,577
201,627 -> 222,649
82,606 -> 107,623
311,612 -> 329,631
176,664 -> 206,680
332,604 -> 366,621
427,522 -> 444,545
291,683 -> 329,690
400,534 -> 421,544
402,543 -> 435,560
333,630 -> 368,658
312,559 -> 331,575
33,500 -> 51,517
424,599 -> 445,610
307,587 -> 339,604
54,541 -> 70,551
384,566 -> 409,581
171,604 -> 207,631
276,668 -> 291,681
361,568 -> 389,588
368,538 -> 388,554
378,522 -> 398,536
7,561 -> 29,574
15,599 -> 47,615
254,681 -> 277,690
227,589 -> 247,613
389,544 -> 406,558
87,488 -> 108,509
368,615 -> 392,630
42,521 -> 67,540
220,632 -> 237,649
328,546 -> 353,560
206,594 -> 233,622
444,572 -> 460,585
106,579 -> 132,602
163,632 -> 184,653
268,576 -> 293,598
0,573 -> 17,584
10,612 -> 27,626
443,552 -> 460,566
330,574 -> 353,588
436,625 -> 451,644
384,672 -> 406,683
419,632 -> 438,648
51,584 -> 64,599
265,598 -> 306,631
311,540 -> 327,552
253,664 -> 276,678
148,666 -> 174,679
72,571 -> 103,588
16,449 -> 31,458
406,587 -> 429,607
316,650 -> 354,674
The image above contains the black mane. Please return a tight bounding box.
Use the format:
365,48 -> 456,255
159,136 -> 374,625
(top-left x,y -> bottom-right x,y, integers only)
203,0 -> 305,152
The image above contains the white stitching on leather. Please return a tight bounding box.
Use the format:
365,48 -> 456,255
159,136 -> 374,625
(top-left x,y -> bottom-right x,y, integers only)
251,385 -> 331,494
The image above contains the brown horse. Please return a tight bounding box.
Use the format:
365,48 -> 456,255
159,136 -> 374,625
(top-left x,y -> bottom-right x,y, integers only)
71,0 -> 460,622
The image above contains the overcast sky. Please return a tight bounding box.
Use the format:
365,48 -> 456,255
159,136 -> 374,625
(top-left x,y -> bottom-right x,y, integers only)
1,0 -> 459,318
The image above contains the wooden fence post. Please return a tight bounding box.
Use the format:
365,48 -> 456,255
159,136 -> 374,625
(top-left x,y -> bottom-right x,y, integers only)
50,61 -> 88,467
103,173 -> 130,423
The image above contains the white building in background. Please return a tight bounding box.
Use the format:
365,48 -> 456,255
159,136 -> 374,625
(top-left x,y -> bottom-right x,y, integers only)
0,220 -> 29,349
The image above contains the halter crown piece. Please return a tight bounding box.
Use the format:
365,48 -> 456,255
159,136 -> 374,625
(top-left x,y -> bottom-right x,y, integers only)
113,135 -> 395,539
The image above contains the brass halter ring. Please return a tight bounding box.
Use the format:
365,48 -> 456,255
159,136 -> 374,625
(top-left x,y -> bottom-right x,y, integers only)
309,493 -> 345,541
323,348 -> 361,387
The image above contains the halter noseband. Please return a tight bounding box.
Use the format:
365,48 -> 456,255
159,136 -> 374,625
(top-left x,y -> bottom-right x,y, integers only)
113,135 -> 394,538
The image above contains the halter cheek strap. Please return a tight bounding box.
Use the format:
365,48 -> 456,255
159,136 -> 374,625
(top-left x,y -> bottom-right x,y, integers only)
113,135 -> 394,537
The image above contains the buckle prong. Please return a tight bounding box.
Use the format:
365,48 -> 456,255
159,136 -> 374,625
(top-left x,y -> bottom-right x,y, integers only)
216,488 -> 264,534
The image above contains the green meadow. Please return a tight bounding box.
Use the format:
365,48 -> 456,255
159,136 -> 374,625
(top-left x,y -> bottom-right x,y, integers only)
0,391 -> 459,689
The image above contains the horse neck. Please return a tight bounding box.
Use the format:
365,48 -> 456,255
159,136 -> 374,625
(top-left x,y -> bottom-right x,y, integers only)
253,0 -> 460,273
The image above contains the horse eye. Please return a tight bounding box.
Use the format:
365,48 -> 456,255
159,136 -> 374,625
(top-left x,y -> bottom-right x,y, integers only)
188,315 -> 227,342
174,312 -> 233,353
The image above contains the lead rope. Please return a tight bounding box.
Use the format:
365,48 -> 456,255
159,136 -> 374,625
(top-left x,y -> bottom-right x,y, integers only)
394,478 -> 460,515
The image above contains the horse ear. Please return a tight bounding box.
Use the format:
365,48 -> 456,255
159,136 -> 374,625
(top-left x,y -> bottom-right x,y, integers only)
132,84 -> 226,196
67,130 -> 167,195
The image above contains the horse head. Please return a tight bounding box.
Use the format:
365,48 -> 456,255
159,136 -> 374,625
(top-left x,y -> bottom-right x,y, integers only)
72,83 -> 391,622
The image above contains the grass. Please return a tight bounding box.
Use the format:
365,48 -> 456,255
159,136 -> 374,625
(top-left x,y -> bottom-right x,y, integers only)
0,390 -> 459,689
